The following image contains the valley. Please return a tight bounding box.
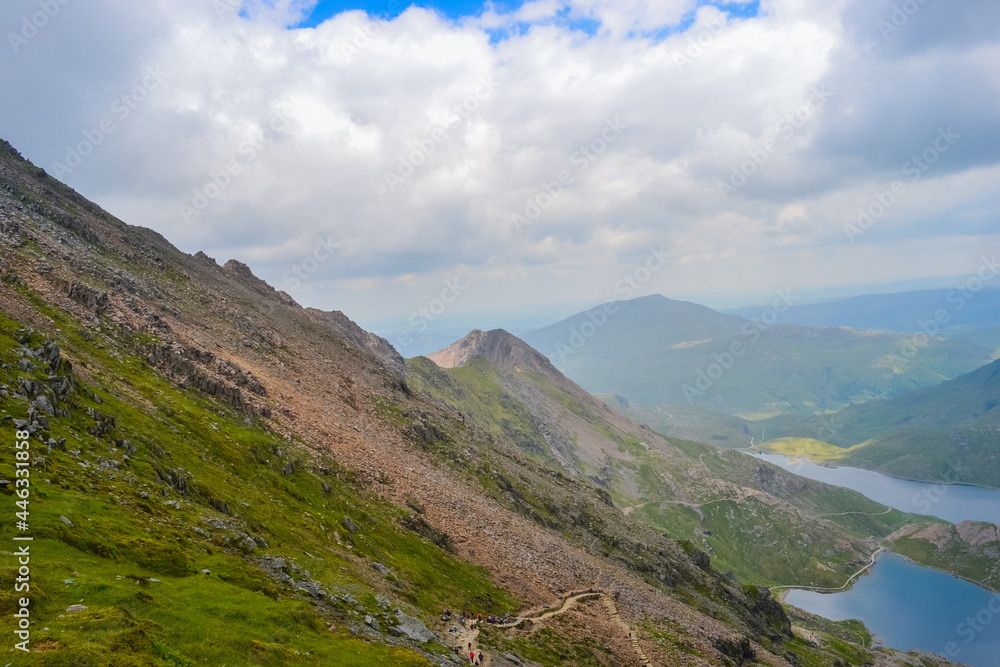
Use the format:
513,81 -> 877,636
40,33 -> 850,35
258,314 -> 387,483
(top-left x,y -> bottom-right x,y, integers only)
1,138 -> 931,667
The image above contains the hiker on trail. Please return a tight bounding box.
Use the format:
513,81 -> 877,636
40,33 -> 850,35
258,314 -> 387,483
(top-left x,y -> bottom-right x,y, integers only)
469,651 -> 475,663
478,651 -> 484,664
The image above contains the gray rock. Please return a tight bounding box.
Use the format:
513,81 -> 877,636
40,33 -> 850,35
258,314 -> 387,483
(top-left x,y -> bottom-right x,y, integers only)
342,516 -> 358,534
503,653 -> 524,665
372,562 -> 392,576
192,526 -> 207,536
33,395 -> 54,416
60,516 -> 73,526
66,605 -> 88,613
392,611 -> 436,643
39,340 -> 62,372
365,614 -> 380,632
164,500 -> 181,509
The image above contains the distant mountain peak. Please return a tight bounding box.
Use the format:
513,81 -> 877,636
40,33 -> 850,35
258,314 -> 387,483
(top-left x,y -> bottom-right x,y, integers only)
427,328 -> 558,375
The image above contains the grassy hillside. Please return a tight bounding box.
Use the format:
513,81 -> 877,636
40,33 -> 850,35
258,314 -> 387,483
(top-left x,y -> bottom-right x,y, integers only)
760,358 -> 1000,487
887,522 -> 1000,592
0,310 -> 509,666
407,344 -> 947,593
0,136 -> 968,667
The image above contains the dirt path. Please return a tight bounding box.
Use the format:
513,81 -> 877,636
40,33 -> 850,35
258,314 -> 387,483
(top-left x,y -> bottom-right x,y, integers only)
622,488 -> 761,517
602,594 -> 653,667
771,546 -> 884,593
815,507 -> 891,518
450,589 -> 650,665
451,591 -> 600,665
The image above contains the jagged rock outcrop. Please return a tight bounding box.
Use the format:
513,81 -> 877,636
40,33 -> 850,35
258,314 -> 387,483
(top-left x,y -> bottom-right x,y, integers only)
306,308 -> 405,379
221,259 -> 300,309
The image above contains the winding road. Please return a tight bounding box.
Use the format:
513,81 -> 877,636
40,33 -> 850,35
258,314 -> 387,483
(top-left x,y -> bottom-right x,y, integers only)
770,546 -> 884,593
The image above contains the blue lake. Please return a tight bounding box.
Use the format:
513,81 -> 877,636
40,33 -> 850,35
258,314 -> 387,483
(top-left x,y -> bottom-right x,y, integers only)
756,452 -> 1000,525
786,553 -> 1000,667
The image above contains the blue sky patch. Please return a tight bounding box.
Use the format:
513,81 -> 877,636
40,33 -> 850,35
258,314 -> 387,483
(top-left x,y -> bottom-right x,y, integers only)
294,0 -> 759,32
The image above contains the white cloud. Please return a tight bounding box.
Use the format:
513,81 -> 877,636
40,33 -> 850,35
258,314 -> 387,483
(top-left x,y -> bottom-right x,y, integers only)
0,0 -> 997,320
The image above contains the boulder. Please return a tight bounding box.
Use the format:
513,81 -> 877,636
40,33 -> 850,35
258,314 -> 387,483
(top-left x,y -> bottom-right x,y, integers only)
392,611 -> 436,643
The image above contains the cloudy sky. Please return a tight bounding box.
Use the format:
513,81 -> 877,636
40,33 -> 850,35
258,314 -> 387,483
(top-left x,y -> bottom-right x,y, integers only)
2,0 -> 999,332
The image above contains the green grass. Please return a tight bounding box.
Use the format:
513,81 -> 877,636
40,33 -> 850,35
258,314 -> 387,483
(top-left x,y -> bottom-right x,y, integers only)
0,302 -> 518,665
406,356 -> 559,464
889,525 -> 1000,593
478,604 -> 613,667
759,437 -> 861,463
781,609 -> 874,667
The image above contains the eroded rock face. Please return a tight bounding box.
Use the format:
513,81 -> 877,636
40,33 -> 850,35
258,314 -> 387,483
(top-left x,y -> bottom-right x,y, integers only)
956,520 -> 1000,547
67,281 -> 109,315
306,308 -> 405,379
910,523 -> 953,552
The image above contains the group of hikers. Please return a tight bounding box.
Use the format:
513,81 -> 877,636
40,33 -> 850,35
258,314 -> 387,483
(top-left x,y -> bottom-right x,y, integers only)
441,608 -> 509,664
441,608 -> 512,628
441,591 -> 602,664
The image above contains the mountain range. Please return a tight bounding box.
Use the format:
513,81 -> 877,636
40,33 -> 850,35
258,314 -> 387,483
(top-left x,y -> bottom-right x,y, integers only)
725,288 -> 1000,340
522,294 -> 998,417
0,137 -> 967,666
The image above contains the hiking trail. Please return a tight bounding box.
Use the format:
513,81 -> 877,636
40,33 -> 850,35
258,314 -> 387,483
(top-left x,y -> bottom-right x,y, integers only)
449,588 -> 651,665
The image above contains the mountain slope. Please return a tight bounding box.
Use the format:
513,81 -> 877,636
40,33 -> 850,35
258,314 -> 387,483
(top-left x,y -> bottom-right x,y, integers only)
761,357 -> 1000,487
412,331 -> 961,596
522,295 -> 998,417
0,138 -> 878,667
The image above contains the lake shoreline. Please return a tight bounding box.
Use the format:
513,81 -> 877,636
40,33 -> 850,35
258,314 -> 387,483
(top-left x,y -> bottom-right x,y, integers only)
752,446 -> 1000,491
